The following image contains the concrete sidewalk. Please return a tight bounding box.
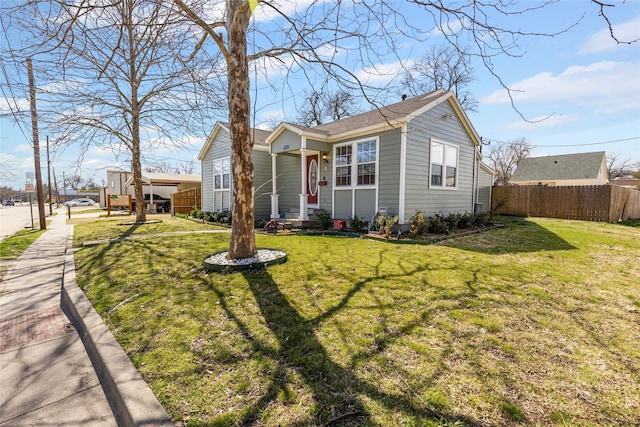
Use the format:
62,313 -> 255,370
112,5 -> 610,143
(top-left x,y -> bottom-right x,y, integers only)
0,208 -> 173,426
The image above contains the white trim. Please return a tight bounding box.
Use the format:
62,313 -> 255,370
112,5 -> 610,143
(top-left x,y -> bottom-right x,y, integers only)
212,156 -> 231,211
428,138 -> 459,191
332,136 -> 380,218
270,154 -> 279,218
333,136 -> 379,190
398,124 -> 407,224
299,143 -> 309,220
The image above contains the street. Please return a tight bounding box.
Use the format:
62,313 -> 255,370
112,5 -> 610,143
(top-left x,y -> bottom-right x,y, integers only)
0,203 -> 49,241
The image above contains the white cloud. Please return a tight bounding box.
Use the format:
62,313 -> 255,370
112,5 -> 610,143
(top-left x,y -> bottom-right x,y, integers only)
13,144 -> 33,153
579,16 -> 640,54
503,114 -> 579,131
0,97 -> 29,114
354,60 -> 414,85
252,0 -> 325,23
479,60 -> 640,113
252,54 -> 298,80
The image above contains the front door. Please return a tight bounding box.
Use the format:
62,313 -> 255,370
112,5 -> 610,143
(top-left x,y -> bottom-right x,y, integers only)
307,154 -> 319,206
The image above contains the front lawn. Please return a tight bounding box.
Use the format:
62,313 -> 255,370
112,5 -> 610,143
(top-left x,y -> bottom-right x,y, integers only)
72,217 -> 640,426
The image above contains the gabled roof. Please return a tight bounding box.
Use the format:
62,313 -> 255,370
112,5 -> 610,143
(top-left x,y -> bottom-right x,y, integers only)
511,151 -> 606,182
198,121 -> 271,160
266,89 -> 482,147
312,89 -> 446,135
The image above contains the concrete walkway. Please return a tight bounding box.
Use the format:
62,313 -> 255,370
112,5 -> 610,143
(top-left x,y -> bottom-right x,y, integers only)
0,208 -> 173,426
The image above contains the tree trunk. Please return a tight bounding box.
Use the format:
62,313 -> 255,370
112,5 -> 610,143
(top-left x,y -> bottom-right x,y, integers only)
126,0 -> 145,223
132,128 -> 146,223
226,1 -> 256,259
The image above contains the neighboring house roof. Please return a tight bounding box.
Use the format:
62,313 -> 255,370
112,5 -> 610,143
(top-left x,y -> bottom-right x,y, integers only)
198,122 -> 271,160
125,172 -> 201,187
511,151 -> 606,183
612,176 -> 640,188
266,89 -> 482,147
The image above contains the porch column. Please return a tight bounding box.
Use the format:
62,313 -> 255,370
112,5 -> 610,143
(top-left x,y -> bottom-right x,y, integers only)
299,148 -> 309,220
270,153 -> 279,218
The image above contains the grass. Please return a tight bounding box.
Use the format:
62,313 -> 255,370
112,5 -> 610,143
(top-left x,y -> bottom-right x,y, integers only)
0,227 -> 47,278
72,216 -> 640,426
69,214 -> 228,247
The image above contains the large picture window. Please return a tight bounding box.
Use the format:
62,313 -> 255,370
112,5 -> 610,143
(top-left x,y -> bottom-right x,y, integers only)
213,157 -> 230,211
335,139 -> 377,187
430,140 -> 458,189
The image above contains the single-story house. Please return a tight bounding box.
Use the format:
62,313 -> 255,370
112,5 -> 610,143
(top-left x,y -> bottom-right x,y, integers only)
198,90 -> 494,226
105,170 -> 201,210
510,151 -> 609,186
198,123 -> 272,216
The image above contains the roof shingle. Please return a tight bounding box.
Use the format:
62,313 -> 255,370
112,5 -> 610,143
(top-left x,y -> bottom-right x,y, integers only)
511,151 -> 606,182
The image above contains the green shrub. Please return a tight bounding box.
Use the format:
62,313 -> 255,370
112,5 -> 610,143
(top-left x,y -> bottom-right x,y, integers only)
315,209 -> 332,230
349,215 -> 368,233
219,210 -> 232,225
458,211 -> 475,229
445,212 -> 461,231
190,206 -> 202,218
428,213 -> 449,234
409,211 -> 427,237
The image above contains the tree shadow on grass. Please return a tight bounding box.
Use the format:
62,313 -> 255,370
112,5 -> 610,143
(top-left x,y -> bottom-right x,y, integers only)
444,218 -> 577,254
219,267 -> 484,427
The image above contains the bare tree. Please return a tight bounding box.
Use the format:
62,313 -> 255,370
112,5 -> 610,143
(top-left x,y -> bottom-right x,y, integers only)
486,138 -> 532,185
4,0 -> 225,222
170,0 -> 636,260
146,161 -> 178,174
401,45 -> 477,112
607,153 -> 637,180
180,160 -> 196,174
296,89 -> 360,126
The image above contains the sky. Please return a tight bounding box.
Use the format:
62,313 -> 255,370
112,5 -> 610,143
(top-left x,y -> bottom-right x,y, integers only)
1,0 -> 639,191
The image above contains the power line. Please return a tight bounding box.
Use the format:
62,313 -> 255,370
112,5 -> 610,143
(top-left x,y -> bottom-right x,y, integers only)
0,14 -> 30,142
483,136 -> 640,148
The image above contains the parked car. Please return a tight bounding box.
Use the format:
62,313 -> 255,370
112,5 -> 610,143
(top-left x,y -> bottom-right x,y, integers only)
2,199 -> 15,206
64,198 -> 95,207
132,194 -> 171,213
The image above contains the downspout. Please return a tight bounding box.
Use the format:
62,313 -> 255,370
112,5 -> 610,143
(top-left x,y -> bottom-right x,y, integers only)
398,124 -> 407,224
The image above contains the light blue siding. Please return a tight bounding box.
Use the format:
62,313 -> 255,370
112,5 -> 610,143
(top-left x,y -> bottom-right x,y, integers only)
274,154 -> 301,216
252,149 -> 273,221
271,129 -> 302,154
200,127 -> 231,212
477,166 -> 493,212
403,102 -> 477,219
201,126 -> 273,222
333,190 -> 352,219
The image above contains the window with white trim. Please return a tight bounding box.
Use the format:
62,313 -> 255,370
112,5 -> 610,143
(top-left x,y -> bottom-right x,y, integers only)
335,139 -> 377,187
430,140 -> 458,189
213,157 -> 230,211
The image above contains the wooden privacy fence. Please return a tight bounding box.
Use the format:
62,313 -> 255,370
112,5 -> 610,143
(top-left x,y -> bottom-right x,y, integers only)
171,188 -> 201,215
492,184 -> 640,222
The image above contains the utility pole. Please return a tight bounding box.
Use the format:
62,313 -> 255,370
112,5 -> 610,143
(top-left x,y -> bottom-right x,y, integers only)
53,167 -> 60,208
47,136 -> 52,215
62,171 -> 67,202
27,58 -> 46,230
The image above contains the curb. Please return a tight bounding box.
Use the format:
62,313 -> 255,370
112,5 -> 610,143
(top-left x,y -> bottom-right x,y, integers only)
60,226 -> 174,427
